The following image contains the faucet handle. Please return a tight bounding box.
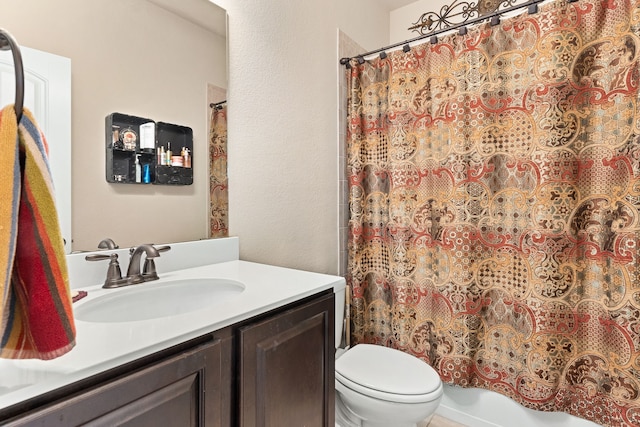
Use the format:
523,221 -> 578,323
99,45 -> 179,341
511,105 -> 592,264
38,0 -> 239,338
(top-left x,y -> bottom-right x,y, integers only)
142,245 -> 171,281
155,245 -> 172,254
85,253 -> 127,288
97,238 -> 119,250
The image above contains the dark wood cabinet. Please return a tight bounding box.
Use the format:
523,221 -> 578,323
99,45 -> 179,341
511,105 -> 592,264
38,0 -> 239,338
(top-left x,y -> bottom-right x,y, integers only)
239,291 -> 335,427
3,333 -> 232,427
0,290 -> 334,427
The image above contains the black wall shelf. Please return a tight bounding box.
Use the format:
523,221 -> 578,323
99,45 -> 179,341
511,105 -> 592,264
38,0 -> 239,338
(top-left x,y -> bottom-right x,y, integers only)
106,113 -> 193,186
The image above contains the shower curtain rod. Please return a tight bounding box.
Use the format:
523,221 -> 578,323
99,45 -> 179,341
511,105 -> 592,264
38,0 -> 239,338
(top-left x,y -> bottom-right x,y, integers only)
209,100 -> 227,109
339,0 -> 578,66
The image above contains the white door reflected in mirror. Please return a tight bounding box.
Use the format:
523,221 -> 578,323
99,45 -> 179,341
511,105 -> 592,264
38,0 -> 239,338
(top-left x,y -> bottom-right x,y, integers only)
0,46 -> 71,253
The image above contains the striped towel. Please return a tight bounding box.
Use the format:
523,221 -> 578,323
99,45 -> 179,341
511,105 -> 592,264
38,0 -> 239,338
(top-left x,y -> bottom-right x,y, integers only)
0,104 -> 76,360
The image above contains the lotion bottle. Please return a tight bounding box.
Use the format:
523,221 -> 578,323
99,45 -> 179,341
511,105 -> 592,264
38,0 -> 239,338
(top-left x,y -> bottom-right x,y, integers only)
183,147 -> 191,168
166,142 -> 172,166
135,154 -> 141,183
157,146 -> 165,165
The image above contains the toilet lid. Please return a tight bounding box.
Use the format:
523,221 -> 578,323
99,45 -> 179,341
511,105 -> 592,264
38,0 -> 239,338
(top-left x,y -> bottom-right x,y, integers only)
335,344 -> 441,395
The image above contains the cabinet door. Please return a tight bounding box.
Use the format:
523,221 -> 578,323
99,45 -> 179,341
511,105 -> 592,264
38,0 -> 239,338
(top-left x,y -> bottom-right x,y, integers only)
6,336 -> 230,427
239,292 -> 335,427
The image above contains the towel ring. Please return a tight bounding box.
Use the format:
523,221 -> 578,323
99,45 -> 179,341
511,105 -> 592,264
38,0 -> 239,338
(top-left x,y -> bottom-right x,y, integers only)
0,28 -> 24,123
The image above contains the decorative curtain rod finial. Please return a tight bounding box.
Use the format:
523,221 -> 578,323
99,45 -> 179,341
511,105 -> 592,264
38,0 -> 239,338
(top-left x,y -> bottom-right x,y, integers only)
408,0 -> 519,35
339,0 -> 551,67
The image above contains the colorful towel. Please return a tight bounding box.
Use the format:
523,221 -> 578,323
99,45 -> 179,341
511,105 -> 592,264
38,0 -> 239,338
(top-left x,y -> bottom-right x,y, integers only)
0,104 -> 76,360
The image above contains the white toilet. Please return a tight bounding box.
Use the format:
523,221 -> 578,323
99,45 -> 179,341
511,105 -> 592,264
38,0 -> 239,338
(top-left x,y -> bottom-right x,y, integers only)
334,287 -> 443,427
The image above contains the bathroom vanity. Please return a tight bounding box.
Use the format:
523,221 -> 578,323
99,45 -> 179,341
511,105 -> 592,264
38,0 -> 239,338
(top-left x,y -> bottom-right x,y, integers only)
0,238 -> 342,427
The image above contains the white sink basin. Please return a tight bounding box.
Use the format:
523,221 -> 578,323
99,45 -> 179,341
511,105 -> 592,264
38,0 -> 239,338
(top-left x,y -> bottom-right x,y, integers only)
74,278 -> 245,323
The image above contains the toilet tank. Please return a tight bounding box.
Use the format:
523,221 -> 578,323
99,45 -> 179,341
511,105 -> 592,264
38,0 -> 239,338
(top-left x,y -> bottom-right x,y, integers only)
335,286 -> 346,349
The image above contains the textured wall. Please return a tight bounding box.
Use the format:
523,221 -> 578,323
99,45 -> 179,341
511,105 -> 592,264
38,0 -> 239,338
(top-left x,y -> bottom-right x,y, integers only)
213,0 -> 390,274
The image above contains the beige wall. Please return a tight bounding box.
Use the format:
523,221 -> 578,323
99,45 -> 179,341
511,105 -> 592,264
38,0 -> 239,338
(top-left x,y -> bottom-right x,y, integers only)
3,0 -> 389,272
1,0 -> 226,251
213,0 -> 391,275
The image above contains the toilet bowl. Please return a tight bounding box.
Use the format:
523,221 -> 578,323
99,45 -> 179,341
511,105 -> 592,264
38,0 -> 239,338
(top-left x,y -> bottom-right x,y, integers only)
334,289 -> 443,427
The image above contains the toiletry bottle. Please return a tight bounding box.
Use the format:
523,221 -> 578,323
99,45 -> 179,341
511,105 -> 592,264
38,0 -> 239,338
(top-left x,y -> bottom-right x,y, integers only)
143,163 -> 151,183
135,154 -> 141,183
184,147 -> 191,168
157,146 -> 164,165
112,125 -> 121,149
166,142 -> 172,166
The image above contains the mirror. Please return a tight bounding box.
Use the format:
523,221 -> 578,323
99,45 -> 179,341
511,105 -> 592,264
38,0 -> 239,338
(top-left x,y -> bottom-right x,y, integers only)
0,42 -> 72,252
0,0 -> 227,252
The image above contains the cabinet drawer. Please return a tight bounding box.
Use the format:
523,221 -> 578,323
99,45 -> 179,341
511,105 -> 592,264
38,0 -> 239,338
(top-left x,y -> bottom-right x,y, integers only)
5,337 -> 229,427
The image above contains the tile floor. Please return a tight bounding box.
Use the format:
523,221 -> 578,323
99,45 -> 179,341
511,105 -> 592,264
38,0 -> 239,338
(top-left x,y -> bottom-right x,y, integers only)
335,414 -> 466,427
428,414 -> 467,427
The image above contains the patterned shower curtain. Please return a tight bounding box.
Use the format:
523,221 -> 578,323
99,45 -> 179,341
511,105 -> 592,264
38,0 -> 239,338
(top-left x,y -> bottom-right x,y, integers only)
209,105 -> 228,238
345,0 -> 640,425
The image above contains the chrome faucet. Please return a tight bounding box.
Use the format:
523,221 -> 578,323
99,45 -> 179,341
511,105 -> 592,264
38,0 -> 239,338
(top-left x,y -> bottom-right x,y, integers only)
126,244 -> 161,284
86,243 -> 171,288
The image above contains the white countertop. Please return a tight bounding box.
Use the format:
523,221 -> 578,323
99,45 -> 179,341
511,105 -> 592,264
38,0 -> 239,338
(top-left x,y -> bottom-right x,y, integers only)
0,238 -> 345,414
